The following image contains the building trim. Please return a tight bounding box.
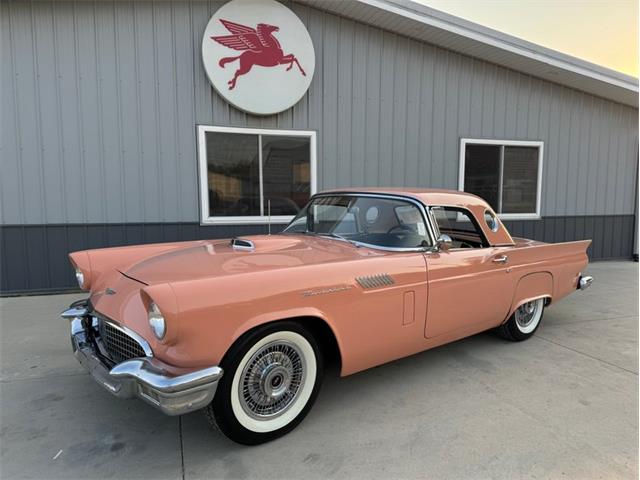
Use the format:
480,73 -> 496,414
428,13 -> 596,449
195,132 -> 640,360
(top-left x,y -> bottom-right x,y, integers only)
297,0 -> 639,106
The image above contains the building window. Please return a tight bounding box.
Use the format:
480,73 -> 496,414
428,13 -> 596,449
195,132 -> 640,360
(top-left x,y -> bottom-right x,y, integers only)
458,139 -> 543,220
198,126 -> 316,224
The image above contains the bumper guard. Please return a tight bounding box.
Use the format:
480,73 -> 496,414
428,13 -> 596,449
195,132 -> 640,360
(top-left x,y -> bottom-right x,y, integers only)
62,302 -> 223,416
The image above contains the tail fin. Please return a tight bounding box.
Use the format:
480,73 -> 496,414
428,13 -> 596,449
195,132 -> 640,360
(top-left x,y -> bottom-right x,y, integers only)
218,55 -> 240,68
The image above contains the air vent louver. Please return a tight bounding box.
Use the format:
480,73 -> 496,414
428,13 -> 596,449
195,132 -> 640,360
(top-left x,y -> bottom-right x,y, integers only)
356,274 -> 395,289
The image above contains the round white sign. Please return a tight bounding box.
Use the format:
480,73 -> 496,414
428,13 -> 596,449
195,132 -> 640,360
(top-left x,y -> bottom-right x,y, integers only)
201,0 -> 315,116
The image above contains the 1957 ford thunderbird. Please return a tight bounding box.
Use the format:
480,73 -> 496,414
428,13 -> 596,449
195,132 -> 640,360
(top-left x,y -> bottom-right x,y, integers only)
62,189 -> 593,444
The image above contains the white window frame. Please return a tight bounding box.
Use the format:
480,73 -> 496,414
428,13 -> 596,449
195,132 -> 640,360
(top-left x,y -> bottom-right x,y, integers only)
458,138 -> 544,220
197,125 -> 317,225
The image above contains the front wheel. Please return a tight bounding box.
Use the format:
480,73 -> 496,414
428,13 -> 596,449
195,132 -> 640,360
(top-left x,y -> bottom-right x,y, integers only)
496,298 -> 545,341
205,322 -> 323,445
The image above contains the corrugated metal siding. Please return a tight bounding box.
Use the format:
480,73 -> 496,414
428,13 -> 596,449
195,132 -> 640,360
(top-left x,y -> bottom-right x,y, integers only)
1,214 -> 633,294
2,0 -> 638,226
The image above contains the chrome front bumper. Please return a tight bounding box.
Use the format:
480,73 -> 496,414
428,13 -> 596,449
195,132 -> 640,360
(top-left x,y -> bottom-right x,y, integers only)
62,303 -> 223,416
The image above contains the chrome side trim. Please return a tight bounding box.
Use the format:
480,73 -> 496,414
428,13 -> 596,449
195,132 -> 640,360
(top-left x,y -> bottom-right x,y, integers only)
356,274 -> 395,289
94,314 -> 154,358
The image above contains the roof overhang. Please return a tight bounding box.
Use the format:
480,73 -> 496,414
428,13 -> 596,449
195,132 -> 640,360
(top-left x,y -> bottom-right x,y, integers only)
296,0 -> 638,108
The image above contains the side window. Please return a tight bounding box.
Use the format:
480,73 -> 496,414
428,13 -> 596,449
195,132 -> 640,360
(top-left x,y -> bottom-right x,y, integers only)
431,207 -> 488,249
394,205 -> 428,237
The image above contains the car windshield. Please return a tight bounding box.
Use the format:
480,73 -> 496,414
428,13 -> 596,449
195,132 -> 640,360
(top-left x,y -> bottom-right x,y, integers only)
282,195 -> 431,249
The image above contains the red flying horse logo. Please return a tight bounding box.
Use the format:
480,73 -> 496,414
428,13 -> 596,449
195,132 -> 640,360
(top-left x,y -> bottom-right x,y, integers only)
210,19 -> 306,90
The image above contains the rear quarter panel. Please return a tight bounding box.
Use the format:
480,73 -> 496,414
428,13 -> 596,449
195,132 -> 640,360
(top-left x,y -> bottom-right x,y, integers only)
502,239 -> 591,318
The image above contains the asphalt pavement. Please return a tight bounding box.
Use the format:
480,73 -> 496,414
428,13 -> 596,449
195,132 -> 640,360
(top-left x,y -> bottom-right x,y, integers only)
1,261 -> 637,479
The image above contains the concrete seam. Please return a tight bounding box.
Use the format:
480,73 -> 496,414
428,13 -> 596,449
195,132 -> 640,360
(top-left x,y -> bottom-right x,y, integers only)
534,334 -> 638,376
179,415 -> 185,480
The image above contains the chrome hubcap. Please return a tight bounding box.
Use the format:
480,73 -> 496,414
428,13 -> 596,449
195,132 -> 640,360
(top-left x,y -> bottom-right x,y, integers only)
515,301 -> 538,328
239,341 -> 305,419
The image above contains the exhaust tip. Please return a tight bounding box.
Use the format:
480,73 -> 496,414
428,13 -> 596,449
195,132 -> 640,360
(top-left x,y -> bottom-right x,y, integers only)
578,275 -> 594,290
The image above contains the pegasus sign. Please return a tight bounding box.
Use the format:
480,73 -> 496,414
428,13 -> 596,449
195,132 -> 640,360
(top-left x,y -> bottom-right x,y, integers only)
202,0 -> 315,115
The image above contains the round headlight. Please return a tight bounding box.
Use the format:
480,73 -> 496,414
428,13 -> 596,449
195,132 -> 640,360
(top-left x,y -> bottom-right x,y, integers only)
75,269 -> 85,289
148,302 -> 166,340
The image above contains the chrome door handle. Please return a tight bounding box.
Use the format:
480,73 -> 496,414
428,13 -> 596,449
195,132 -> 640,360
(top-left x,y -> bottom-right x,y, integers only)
492,255 -> 508,264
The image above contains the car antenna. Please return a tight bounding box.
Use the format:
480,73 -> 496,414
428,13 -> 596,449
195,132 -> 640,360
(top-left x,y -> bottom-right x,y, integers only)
267,199 -> 271,235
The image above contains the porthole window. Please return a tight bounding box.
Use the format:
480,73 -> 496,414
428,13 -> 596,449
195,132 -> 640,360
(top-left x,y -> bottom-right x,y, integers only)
484,210 -> 499,232
365,206 -> 379,224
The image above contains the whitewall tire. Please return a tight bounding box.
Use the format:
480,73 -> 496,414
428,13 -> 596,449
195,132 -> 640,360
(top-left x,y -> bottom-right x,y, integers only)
496,298 -> 545,341
205,321 -> 323,445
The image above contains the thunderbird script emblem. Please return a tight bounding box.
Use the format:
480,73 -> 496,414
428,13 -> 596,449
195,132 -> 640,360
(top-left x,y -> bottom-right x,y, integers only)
210,19 -> 307,90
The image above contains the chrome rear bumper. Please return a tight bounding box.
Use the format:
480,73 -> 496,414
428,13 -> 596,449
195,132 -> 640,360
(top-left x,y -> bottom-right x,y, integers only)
578,275 -> 594,290
62,302 -> 223,416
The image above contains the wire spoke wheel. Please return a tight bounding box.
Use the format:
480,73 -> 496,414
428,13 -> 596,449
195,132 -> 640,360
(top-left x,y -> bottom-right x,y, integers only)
514,298 -> 544,334
212,326 -> 322,442
515,301 -> 538,329
239,341 -> 305,419
496,297 -> 546,341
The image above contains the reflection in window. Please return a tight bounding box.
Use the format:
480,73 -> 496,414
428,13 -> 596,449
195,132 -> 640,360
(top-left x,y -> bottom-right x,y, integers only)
201,128 -> 314,221
502,147 -> 539,214
464,145 -> 501,210
283,195 -> 430,249
462,141 -> 542,216
262,136 -> 310,216
206,132 -> 260,217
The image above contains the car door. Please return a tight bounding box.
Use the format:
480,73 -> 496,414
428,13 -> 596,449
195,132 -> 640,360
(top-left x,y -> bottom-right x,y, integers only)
424,206 -> 515,338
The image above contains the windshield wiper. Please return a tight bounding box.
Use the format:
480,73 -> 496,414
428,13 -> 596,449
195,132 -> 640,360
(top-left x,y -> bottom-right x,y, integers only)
316,232 -> 360,247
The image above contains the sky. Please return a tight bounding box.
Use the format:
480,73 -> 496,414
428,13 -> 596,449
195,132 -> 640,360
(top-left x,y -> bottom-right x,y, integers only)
415,0 -> 638,77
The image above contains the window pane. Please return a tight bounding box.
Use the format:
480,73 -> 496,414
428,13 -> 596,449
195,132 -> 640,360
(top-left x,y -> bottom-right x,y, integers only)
463,145 -> 501,211
283,196 -> 429,248
502,146 -> 539,214
431,207 -> 487,248
262,136 -> 310,216
206,132 -> 260,217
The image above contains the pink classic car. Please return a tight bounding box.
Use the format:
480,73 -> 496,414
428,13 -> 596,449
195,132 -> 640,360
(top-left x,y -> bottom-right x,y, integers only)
62,189 -> 593,444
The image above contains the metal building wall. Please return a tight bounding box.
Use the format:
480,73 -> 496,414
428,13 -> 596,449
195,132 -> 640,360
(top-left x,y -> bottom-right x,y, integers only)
1,0 -> 638,293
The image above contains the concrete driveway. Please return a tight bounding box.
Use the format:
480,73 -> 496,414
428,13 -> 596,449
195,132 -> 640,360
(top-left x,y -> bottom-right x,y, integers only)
1,261 -> 637,479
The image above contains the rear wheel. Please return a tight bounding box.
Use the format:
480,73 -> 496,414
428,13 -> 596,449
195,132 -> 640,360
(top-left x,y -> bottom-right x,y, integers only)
205,322 -> 323,445
496,298 -> 545,341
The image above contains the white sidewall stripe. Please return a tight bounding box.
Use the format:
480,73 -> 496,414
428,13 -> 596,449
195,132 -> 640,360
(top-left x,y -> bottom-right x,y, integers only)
230,330 -> 317,433
516,298 -> 544,334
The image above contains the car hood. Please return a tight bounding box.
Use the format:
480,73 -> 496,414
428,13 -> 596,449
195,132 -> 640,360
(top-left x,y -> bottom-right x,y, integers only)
121,235 -> 379,285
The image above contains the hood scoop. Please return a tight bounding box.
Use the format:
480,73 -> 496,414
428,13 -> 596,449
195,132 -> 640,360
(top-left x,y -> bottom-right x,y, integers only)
230,237 -> 255,251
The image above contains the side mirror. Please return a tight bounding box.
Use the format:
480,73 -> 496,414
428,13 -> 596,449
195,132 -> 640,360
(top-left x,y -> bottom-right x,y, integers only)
435,234 -> 453,252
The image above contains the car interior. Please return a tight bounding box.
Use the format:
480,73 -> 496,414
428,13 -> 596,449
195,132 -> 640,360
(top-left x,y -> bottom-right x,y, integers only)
429,206 -> 489,249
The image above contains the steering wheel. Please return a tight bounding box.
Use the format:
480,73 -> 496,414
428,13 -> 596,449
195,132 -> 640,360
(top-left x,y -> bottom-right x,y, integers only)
387,225 -> 414,235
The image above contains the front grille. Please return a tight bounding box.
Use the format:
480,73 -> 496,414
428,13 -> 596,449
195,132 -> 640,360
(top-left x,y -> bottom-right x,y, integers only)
97,319 -> 147,364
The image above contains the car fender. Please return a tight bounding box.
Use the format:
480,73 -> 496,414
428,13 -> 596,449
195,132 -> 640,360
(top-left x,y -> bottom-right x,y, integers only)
230,306 -> 344,361
506,271 -> 554,321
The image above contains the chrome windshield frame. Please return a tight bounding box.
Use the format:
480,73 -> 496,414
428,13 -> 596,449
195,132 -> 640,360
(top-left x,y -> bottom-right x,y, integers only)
282,192 -> 438,253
